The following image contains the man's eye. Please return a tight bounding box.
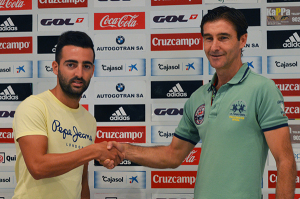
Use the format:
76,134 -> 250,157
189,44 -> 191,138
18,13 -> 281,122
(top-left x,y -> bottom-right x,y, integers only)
67,63 -> 74,67
84,65 -> 91,69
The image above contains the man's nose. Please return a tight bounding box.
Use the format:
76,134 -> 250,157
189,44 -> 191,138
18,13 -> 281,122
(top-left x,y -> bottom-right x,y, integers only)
74,65 -> 83,78
211,40 -> 220,51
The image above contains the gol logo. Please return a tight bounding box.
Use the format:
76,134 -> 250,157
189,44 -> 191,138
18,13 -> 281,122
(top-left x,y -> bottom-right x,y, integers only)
41,18 -> 84,26
154,108 -> 183,116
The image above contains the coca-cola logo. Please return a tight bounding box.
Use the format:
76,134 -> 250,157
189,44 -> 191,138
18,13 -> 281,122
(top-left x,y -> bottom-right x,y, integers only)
94,12 -> 145,30
0,0 -> 32,10
182,148 -> 201,165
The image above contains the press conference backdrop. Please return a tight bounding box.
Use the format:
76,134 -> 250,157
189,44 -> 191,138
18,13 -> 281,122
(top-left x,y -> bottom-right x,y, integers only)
0,0 -> 300,199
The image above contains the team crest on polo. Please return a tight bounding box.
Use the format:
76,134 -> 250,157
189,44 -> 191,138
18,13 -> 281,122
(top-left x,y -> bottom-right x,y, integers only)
229,100 -> 247,121
194,104 -> 205,125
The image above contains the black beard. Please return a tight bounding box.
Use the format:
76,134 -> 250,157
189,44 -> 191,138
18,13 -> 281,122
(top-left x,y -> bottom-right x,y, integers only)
58,71 -> 90,100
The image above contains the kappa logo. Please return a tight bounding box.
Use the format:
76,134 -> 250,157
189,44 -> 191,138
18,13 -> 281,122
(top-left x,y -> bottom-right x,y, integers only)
229,100 -> 247,121
0,85 -> 18,100
110,107 -> 130,121
194,104 -> 205,125
283,32 -> 300,48
167,83 -> 187,97
0,17 -> 17,31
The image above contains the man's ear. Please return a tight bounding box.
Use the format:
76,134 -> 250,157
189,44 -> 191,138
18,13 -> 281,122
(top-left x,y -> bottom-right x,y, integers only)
239,33 -> 248,49
52,61 -> 59,75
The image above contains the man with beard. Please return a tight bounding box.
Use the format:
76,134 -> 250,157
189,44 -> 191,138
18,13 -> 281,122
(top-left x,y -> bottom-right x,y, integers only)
12,31 -> 123,199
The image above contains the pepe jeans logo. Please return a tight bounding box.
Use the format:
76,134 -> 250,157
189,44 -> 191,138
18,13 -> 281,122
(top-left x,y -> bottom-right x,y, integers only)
229,100 -> 247,121
52,120 -> 93,142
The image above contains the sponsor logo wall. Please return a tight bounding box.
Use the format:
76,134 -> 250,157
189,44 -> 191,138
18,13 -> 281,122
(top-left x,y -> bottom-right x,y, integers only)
0,0 -> 299,198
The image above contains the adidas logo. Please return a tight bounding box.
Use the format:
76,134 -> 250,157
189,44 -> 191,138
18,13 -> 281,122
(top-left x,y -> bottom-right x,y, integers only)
0,85 -> 18,100
110,107 -> 130,121
283,32 -> 300,48
0,17 -> 17,31
167,83 -> 187,97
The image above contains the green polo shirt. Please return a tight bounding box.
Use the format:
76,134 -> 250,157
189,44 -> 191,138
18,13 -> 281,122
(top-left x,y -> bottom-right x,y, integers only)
174,63 -> 288,199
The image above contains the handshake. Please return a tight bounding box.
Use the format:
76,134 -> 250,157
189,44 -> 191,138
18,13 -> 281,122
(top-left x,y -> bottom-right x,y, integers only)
95,141 -> 125,169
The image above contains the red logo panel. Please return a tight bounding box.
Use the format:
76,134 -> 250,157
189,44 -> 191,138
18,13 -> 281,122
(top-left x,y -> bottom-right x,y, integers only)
181,147 -> 201,165
0,128 -> 14,143
268,170 -> 300,188
81,104 -> 88,111
151,171 -> 197,188
273,79 -> 300,97
94,12 -> 145,30
284,102 -> 300,120
95,126 -> 146,143
0,37 -> 32,54
151,33 -> 203,51
0,0 -> 32,10
38,0 -> 87,8
151,0 -> 202,6
269,194 -> 300,199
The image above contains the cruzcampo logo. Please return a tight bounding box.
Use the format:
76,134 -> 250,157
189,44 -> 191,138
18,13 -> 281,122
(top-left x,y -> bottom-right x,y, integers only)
229,100 -> 247,121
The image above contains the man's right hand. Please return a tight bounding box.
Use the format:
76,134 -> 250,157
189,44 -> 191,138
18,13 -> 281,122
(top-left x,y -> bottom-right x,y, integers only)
99,141 -> 126,169
95,141 -> 124,169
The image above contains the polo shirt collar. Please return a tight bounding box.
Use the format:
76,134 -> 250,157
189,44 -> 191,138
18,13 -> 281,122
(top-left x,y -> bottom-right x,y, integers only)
208,63 -> 250,92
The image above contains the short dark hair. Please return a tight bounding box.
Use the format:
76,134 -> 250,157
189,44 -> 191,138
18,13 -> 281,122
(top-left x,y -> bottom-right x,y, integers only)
200,6 -> 248,40
55,31 -> 95,64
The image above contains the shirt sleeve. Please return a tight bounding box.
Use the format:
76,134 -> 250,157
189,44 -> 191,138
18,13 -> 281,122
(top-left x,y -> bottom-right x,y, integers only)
174,97 -> 200,145
13,96 -> 48,141
256,79 -> 288,132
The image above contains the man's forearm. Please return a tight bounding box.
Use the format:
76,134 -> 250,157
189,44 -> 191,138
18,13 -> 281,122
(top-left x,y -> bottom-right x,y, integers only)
275,159 -> 297,199
124,144 -> 181,168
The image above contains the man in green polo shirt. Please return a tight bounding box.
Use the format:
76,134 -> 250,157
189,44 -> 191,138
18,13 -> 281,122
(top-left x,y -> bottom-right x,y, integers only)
107,6 -> 296,198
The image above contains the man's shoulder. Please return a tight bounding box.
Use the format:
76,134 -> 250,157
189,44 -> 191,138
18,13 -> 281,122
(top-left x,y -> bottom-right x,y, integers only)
190,82 -> 210,99
247,70 -> 275,86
